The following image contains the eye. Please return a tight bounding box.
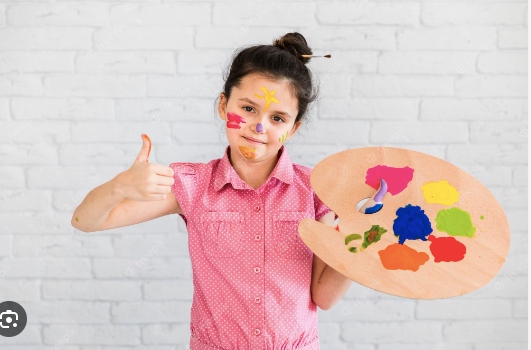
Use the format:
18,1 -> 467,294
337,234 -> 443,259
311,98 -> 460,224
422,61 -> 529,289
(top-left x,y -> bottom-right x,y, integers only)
243,106 -> 254,113
272,116 -> 285,123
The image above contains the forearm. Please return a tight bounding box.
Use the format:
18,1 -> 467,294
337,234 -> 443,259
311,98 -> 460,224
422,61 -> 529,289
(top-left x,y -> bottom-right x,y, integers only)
315,264 -> 353,310
71,174 -> 125,232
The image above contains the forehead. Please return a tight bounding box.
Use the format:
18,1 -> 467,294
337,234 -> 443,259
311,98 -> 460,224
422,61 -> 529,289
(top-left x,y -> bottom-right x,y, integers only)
233,73 -> 298,107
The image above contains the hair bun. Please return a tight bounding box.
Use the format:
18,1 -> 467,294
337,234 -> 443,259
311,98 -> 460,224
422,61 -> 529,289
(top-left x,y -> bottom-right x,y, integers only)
273,32 -> 313,64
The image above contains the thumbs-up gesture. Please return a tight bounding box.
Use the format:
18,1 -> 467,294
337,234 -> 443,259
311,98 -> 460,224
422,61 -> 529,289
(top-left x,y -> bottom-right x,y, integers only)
114,134 -> 175,201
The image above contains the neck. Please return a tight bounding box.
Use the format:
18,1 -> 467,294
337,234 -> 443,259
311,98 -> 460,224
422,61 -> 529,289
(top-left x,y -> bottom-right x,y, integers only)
228,146 -> 281,190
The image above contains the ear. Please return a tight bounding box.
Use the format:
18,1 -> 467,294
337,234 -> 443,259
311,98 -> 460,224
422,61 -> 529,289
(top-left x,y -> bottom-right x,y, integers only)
218,92 -> 227,121
287,120 -> 302,140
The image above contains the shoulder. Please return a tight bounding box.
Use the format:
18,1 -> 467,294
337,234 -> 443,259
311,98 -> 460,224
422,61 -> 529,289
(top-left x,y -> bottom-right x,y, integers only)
291,162 -> 313,187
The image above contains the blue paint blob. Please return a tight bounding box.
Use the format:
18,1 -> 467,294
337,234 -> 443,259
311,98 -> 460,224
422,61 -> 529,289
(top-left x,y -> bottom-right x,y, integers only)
364,203 -> 383,214
393,204 -> 433,244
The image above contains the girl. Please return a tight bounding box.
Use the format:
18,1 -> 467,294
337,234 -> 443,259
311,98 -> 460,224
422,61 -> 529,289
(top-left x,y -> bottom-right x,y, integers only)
72,32 -> 352,350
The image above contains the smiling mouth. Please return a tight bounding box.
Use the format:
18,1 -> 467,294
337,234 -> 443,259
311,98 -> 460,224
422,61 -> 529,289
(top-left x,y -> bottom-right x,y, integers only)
243,136 -> 265,144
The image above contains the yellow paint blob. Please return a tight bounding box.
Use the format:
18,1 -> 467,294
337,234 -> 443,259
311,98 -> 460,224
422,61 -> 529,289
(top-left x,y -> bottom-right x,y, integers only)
239,145 -> 256,159
421,180 -> 459,205
254,86 -> 279,112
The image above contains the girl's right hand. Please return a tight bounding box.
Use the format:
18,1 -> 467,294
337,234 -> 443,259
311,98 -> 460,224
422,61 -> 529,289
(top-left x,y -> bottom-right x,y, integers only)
114,134 -> 175,201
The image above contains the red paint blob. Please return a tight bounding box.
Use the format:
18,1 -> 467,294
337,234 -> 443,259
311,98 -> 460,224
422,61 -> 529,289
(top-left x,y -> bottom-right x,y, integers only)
365,165 -> 414,195
428,235 -> 466,263
227,112 -> 246,129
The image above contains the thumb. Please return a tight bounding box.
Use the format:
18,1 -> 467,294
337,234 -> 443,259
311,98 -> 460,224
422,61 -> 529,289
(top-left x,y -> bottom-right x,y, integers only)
136,134 -> 152,162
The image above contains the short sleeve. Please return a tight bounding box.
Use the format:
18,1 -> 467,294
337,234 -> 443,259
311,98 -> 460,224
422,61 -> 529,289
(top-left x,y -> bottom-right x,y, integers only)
314,190 -> 333,221
169,162 -> 198,222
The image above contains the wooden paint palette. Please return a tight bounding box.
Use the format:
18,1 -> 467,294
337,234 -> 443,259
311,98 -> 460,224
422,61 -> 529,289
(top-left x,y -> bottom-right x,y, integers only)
298,147 -> 511,299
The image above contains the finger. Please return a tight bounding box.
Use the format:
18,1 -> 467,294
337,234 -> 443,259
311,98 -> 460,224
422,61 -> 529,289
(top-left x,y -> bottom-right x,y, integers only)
152,164 -> 175,177
136,134 -> 152,162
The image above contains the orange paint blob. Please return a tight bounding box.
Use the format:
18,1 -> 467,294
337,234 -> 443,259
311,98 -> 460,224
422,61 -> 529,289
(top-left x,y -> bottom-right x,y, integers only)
238,145 -> 256,159
428,235 -> 466,263
378,243 -> 429,272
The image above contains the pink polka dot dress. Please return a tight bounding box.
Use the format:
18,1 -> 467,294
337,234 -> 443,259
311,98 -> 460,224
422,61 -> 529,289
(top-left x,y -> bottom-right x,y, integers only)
169,145 -> 332,350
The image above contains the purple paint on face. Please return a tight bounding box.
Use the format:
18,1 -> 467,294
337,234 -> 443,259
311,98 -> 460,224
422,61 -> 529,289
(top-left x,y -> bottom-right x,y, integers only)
256,123 -> 263,133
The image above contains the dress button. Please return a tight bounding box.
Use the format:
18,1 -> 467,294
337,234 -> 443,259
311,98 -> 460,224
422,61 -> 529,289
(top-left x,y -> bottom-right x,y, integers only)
254,205 -> 261,212
254,297 -> 261,303
254,267 -> 261,273
254,235 -> 261,241
254,328 -> 261,335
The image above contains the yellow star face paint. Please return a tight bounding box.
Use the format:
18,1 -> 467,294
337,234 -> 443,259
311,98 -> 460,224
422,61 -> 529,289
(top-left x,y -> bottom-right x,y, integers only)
254,86 -> 279,112
238,145 -> 257,159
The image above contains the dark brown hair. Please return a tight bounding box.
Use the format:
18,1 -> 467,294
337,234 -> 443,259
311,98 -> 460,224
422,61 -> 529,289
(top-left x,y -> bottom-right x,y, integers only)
219,32 -> 319,125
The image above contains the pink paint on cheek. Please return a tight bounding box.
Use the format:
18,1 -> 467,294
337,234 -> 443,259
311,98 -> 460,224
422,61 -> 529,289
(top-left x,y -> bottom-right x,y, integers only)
226,112 -> 246,129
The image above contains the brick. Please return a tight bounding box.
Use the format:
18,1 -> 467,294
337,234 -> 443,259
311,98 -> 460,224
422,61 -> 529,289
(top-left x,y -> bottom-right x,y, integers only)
499,28 -> 527,49
443,320 -> 527,342
147,74 -> 220,98
43,325 -> 140,346
77,51 -> 176,73
0,166 -> 24,188
513,165 -> 527,187
0,212 -> 75,235
178,49 -> 236,74
478,51 -> 527,74
422,3 -> 526,26
1,280 -> 40,301
342,321 -> 443,343
13,234 -> 113,257
317,2 -> 420,25
0,190 -> 51,212
114,234 -> 188,257
0,74 -> 43,96
455,75 -> 527,97
45,74 -> 146,98
319,98 -> 419,120
0,326 -> 41,345
143,323 -> 191,344
298,120 -> 370,144
70,121 -> 170,143
474,343 -> 528,350
0,257 -> 91,278
0,120 -> 69,143
379,52 -> 474,74
398,27 -> 497,50
416,299 -> 511,319
23,301 -> 109,323
42,280 -> 142,301
352,76 -> 454,97
0,28 -> 92,50
111,301 -> 191,323
93,26 -> 193,50
12,97 -> 114,121
7,3 -> 110,26
471,121 -> 528,143
447,144 -> 527,165
111,3 -> 210,26
0,51 -> 74,73
513,299 -> 527,318
115,98 -> 190,122
143,279 -> 193,300
310,51 -> 377,74
0,235 -> 11,256
420,98 -> 524,121
0,98 -> 8,120
27,165 -> 122,190
370,121 -> 468,143
93,257 -> 192,279
214,2 -> 315,26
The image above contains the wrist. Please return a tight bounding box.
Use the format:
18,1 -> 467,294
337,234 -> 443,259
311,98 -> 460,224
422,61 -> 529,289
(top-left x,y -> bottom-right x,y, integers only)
110,173 -> 126,200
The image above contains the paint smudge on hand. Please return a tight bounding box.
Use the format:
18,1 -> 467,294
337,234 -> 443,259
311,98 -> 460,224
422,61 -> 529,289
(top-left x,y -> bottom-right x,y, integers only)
393,204 -> 433,244
435,207 -> 476,238
238,145 -> 256,159
421,180 -> 460,205
278,130 -> 289,143
378,243 -> 430,272
226,112 -> 246,129
365,165 -> 414,195
254,86 -> 279,112
428,235 -> 466,262
361,225 -> 387,251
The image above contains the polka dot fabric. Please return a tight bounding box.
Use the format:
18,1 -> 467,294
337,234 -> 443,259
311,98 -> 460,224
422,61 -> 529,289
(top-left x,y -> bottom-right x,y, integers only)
169,145 -> 332,350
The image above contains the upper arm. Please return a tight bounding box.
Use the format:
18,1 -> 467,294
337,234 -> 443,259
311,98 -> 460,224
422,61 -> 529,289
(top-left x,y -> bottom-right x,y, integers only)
93,193 -> 183,232
311,210 -> 336,308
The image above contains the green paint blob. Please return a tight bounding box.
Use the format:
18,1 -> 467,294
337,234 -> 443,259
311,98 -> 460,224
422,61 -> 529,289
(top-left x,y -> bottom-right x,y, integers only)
361,225 -> 387,251
435,207 -> 476,238
345,233 -> 362,245
480,215 -> 484,220
348,246 -> 357,253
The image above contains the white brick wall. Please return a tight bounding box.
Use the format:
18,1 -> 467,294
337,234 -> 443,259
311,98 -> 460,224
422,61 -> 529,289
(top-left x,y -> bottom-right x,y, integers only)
0,0 -> 526,348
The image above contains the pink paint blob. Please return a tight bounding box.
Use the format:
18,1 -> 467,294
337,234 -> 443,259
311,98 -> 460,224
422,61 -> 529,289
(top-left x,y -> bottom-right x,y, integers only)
226,112 -> 246,129
365,165 -> 414,195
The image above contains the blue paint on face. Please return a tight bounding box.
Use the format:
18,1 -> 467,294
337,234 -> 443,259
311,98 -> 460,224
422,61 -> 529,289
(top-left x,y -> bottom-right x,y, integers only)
393,204 -> 433,244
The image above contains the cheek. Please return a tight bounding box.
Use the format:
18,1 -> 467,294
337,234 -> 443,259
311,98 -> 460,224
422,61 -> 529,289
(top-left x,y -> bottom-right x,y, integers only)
277,130 -> 290,144
226,112 -> 246,129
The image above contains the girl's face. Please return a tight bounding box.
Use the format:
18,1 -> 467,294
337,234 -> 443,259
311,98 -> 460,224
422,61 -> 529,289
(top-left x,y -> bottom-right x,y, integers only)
218,72 -> 302,164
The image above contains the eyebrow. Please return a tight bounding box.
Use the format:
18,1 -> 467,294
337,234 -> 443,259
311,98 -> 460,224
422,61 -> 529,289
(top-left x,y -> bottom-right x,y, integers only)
238,97 -> 293,119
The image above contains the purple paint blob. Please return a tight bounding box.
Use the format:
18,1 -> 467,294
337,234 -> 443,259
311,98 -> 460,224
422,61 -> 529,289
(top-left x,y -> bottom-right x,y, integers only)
256,123 -> 263,132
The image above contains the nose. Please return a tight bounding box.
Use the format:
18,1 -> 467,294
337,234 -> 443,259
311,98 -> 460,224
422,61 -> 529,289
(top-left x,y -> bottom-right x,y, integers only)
256,122 -> 263,133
